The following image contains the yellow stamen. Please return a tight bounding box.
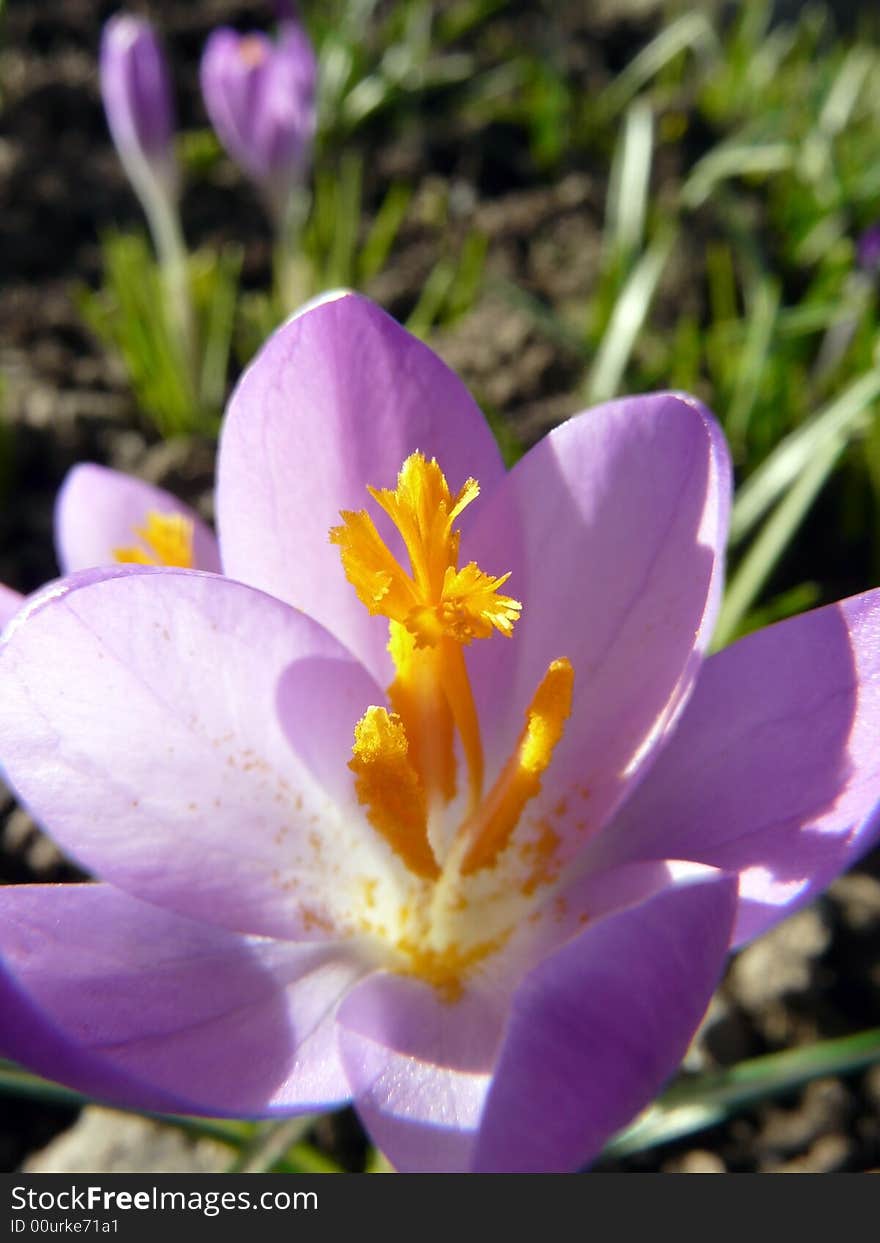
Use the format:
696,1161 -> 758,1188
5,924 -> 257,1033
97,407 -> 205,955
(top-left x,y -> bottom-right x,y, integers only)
332,452 -> 575,1000
459,658 -> 574,876
114,511 -> 195,568
348,706 -> 439,880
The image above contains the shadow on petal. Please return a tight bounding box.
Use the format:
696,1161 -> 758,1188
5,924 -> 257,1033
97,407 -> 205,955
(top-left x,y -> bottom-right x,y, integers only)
0,884 -> 357,1116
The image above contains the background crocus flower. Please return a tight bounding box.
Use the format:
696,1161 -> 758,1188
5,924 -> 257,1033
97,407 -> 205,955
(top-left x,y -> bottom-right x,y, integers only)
1,294 -> 880,1173
100,14 -> 178,210
200,16 -> 317,220
0,463 -> 219,628
100,14 -> 194,368
857,223 -> 880,273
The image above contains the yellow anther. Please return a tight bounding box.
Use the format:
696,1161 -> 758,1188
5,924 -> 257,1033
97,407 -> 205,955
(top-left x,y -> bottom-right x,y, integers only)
114,511 -> 195,569
459,658 -> 574,876
348,706 -> 439,880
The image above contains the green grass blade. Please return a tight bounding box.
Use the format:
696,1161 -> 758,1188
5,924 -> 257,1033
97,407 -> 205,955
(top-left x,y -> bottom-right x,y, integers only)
358,182 -> 412,285
818,45 -> 873,137
726,276 -> 781,447
730,369 -> 880,547
406,257 -> 457,337
606,99 -> 654,259
587,229 -> 675,404
0,1060 -> 248,1147
605,1027 -> 880,1158
0,1059 -> 343,1170
715,432 -> 848,648
599,12 -> 718,118
682,141 -> 794,210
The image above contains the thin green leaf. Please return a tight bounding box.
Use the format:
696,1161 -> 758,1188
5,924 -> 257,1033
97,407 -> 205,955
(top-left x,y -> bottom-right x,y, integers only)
818,45 -> 874,137
406,257 -> 457,337
599,12 -> 719,118
606,1027 -> 880,1158
228,1117 -> 318,1173
359,182 -> 412,285
715,431 -> 849,648
586,229 -> 675,404
726,276 -> 781,447
606,100 -> 654,259
0,1061 -> 248,1147
682,142 -> 794,210
730,369 -> 880,547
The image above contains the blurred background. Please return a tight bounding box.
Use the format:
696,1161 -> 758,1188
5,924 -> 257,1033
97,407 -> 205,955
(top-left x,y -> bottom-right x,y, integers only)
2,0 -> 880,1173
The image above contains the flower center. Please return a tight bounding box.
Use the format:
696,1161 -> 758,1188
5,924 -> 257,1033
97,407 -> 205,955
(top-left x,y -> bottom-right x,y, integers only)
114,511 -> 195,568
331,453 -> 574,997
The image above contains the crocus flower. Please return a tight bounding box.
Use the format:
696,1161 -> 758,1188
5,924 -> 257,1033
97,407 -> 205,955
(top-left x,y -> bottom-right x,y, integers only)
857,223 -> 880,274
200,15 -> 317,219
1,293 -> 879,1173
0,464 -> 219,628
100,15 -> 178,209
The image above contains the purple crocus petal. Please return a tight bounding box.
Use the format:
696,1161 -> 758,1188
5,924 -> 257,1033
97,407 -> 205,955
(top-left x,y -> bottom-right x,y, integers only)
472,868 -> 738,1172
55,463 -> 220,574
336,860 -> 698,1173
201,30 -> 271,181
337,973 -> 498,1173
100,15 -> 176,196
590,589 -> 880,946
0,570 -> 394,942
466,393 -> 730,864
217,293 -> 506,684
200,20 -> 316,211
857,224 -> 880,273
0,582 -> 23,628
0,884 -> 363,1115
254,23 -> 316,181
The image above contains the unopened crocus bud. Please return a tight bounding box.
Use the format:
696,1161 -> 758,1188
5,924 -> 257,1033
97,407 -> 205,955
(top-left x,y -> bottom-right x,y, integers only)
200,17 -> 317,219
100,14 -> 178,203
857,224 -> 880,274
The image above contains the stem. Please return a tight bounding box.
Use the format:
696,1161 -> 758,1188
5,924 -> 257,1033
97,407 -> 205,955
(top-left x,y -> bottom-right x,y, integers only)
272,182 -> 312,312
140,179 -> 197,390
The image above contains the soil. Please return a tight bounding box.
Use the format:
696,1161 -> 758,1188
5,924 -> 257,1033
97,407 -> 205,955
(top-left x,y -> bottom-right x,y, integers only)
2,0 -> 879,1174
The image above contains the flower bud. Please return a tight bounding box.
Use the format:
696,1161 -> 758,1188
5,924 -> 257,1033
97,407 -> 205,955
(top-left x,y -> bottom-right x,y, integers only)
857,224 -> 880,274
100,14 -> 178,201
200,17 -> 317,218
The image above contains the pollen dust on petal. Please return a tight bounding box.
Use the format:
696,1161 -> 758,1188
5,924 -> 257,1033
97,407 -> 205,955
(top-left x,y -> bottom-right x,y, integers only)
519,817 -> 562,896
298,905 -> 337,935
